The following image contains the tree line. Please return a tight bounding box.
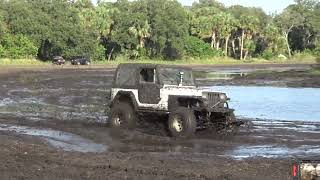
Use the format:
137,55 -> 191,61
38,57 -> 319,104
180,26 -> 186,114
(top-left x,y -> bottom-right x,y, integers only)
0,0 -> 319,61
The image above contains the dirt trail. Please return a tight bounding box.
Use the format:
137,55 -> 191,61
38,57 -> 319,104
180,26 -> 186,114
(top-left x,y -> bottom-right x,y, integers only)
0,66 -> 319,179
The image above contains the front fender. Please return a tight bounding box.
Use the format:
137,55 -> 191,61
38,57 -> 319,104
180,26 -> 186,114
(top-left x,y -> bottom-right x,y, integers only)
168,95 -> 203,111
109,91 -> 139,110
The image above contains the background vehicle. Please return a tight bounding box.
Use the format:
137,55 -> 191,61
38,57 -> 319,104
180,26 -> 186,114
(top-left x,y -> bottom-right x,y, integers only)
109,63 -> 243,137
52,56 -> 65,65
70,56 -> 91,65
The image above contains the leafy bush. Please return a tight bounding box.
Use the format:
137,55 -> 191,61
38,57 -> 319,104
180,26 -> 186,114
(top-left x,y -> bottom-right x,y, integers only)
0,34 -> 38,59
244,39 -> 256,58
261,50 -> 274,60
0,45 -> 4,57
92,44 -> 106,61
293,50 -> 316,60
184,36 -> 222,58
312,43 -> 320,57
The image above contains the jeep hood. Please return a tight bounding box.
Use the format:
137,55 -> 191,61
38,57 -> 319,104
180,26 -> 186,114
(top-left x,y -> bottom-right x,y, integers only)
162,85 -> 223,97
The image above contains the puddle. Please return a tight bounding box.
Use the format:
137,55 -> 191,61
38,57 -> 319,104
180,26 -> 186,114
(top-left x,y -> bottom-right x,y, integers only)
0,124 -> 107,153
207,86 -> 320,122
227,145 -> 320,160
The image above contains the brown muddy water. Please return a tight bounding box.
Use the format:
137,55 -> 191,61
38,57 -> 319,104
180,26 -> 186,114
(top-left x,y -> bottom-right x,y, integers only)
0,67 -> 319,161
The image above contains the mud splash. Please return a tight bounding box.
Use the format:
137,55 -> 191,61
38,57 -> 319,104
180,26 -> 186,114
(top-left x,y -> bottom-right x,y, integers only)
0,124 -> 107,153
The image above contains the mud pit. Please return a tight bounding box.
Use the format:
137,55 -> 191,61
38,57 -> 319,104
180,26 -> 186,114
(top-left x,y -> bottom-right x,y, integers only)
0,65 -> 319,179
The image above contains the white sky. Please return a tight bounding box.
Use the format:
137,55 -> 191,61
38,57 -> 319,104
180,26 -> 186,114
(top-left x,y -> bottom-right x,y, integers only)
92,0 -> 295,14
217,0 -> 295,14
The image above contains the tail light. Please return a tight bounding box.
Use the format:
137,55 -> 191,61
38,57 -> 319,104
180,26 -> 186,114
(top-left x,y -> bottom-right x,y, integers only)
293,163 -> 297,177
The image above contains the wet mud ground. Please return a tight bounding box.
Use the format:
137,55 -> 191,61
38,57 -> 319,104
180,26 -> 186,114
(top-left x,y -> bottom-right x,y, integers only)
0,65 -> 319,179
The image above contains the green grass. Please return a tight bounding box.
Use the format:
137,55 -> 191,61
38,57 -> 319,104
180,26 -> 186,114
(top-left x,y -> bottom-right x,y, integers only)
0,56 -> 318,67
94,56 -> 318,65
0,58 -> 49,66
310,68 -> 320,76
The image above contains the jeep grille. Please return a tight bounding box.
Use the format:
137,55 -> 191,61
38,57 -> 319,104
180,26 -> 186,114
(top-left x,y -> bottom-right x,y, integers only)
203,92 -> 224,108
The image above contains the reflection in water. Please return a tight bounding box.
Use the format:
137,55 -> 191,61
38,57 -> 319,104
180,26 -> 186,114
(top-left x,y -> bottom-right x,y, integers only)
206,86 -> 320,122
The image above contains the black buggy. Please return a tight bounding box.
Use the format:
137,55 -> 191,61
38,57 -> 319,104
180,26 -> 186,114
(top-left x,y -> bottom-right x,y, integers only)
52,56 -> 65,65
71,56 -> 91,65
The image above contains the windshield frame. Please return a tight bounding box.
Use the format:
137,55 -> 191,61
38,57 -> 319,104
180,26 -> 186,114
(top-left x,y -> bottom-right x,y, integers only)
157,66 -> 195,86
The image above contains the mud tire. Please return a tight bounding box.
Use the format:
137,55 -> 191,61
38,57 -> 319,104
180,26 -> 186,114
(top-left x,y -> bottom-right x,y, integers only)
168,107 -> 196,138
220,112 -> 240,135
110,101 -> 136,129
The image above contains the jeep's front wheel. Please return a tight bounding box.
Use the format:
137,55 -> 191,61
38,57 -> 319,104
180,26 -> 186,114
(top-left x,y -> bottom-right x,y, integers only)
110,101 -> 136,129
168,107 -> 197,137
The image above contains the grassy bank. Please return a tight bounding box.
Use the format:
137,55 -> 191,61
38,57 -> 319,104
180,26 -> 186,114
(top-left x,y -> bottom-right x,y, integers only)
310,68 -> 320,75
94,57 -> 318,65
0,56 -> 318,67
0,58 -> 49,66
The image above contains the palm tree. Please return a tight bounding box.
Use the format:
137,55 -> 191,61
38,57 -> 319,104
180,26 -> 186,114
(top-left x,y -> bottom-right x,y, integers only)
239,16 -> 259,60
216,12 -> 238,56
129,20 -> 151,49
95,4 -> 118,37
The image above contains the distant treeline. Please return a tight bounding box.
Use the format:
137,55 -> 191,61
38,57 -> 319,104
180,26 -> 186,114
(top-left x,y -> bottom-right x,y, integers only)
0,0 -> 319,61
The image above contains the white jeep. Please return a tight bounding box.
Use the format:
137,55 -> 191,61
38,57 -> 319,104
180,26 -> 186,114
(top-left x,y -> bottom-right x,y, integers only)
109,63 -> 242,137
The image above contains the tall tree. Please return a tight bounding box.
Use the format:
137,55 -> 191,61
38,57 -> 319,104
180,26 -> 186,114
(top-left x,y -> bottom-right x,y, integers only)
3,0 -> 97,59
275,5 -> 304,58
144,0 -> 189,58
263,24 -> 286,55
94,1 -> 119,60
239,16 -> 260,60
214,12 -> 238,56
129,20 -> 151,49
190,3 -> 223,50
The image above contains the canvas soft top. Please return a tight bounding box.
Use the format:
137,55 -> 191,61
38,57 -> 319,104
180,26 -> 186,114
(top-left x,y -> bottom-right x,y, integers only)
113,63 -> 192,88
117,63 -> 192,71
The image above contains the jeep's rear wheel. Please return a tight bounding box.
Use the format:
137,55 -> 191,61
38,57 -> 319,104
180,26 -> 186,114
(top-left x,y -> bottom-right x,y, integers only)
110,101 -> 136,129
168,107 -> 196,137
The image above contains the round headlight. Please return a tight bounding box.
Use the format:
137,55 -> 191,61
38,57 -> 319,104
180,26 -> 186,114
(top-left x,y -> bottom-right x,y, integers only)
202,93 -> 207,99
219,94 -> 227,101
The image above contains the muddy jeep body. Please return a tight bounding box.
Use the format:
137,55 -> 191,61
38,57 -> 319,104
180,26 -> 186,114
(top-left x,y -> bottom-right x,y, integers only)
109,63 -> 241,137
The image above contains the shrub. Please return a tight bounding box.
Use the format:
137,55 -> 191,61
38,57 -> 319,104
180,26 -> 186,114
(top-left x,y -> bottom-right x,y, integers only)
292,50 -> 316,60
261,50 -> 274,60
0,45 -> 4,57
184,36 -> 222,58
92,44 -> 106,61
0,34 -> 38,59
312,43 -> 320,57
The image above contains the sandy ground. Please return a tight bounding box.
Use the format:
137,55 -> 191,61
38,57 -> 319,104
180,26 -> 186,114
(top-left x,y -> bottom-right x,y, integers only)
0,64 -> 319,180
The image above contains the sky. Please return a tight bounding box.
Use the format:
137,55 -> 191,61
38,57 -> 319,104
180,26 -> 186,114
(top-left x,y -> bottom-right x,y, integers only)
216,0 -> 295,14
92,0 -> 295,14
